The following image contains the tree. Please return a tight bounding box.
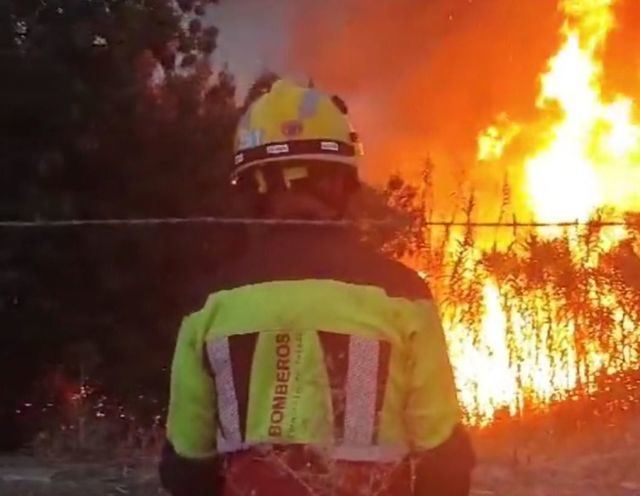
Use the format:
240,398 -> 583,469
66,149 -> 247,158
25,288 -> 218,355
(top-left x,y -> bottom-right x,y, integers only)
0,0 -> 241,449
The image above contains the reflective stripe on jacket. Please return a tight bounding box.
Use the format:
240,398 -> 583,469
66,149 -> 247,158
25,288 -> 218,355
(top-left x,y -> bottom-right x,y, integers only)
166,226 -> 462,462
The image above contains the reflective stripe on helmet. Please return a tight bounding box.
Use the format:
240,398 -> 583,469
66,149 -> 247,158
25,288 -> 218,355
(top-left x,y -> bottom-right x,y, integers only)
234,139 -> 357,174
232,79 -> 362,185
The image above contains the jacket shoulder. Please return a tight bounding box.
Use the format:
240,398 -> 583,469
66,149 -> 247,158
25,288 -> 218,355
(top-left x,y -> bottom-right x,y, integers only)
208,228 -> 433,302
362,250 -> 433,300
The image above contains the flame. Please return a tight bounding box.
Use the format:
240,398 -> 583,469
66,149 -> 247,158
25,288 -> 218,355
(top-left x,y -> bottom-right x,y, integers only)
452,0 -> 640,424
477,114 -> 521,163
447,280 -> 519,422
518,0 -> 640,225
476,0 -> 640,228
441,268 -> 640,425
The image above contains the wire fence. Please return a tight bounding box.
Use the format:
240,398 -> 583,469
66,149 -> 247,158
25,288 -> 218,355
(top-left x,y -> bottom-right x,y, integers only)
0,217 -> 633,229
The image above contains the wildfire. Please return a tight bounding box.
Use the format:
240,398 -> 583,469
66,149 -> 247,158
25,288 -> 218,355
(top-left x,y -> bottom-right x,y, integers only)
449,0 -> 640,425
477,113 -> 521,163
526,0 -> 640,228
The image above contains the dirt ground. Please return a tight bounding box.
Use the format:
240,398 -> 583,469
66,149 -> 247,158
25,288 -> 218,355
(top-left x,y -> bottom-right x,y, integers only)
471,413 -> 640,496
1,420 -> 639,496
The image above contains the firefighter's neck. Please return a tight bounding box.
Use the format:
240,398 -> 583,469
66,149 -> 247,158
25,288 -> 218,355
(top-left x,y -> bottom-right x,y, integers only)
266,191 -> 341,221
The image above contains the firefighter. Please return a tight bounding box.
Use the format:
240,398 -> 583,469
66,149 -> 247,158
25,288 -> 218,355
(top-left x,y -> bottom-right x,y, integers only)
159,79 -> 475,496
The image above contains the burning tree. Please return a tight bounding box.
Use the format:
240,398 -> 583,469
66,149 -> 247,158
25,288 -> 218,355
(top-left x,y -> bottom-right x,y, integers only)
390,0 -> 640,426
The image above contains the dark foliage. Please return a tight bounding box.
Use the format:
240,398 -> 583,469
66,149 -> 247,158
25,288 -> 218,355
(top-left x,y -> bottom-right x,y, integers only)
0,0 -> 243,450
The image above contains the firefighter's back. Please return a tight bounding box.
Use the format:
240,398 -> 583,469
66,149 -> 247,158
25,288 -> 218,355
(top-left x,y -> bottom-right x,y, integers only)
160,79 -> 474,496
193,226 -> 460,495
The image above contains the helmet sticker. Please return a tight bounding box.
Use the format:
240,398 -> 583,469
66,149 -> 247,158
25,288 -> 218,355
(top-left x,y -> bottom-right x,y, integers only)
281,120 -> 304,138
238,129 -> 264,149
321,141 -> 340,152
298,89 -> 321,120
266,144 -> 290,155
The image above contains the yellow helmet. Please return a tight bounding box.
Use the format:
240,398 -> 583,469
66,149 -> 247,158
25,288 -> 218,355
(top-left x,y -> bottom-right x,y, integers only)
232,79 -> 363,193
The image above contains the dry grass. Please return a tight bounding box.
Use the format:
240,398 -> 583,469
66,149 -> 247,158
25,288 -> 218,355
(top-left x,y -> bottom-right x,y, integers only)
28,392 -> 164,463
14,174 -> 640,494
384,170 -> 640,425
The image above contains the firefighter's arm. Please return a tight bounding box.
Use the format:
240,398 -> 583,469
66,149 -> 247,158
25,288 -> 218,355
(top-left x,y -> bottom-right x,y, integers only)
160,310 -> 221,496
405,299 -> 476,496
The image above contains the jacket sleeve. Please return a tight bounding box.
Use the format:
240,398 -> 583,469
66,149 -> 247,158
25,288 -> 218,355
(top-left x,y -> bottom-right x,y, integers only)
161,307 -> 220,495
405,298 -> 476,495
159,441 -> 223,496
411,424 -> 476,496
166,309 -> 218,458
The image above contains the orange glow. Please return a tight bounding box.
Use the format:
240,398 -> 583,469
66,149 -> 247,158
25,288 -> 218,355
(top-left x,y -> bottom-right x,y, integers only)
451,0 -> 640,424
486,0 -> 640,227
290,0 -> 640,425
446,280 -> 519,422
477,114 -> 521,163
443,273 -> 640,425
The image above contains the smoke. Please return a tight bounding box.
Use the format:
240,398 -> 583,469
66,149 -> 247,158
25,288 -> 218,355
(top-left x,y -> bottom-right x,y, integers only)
272,0 -> 572,218
287,1 -> 562,187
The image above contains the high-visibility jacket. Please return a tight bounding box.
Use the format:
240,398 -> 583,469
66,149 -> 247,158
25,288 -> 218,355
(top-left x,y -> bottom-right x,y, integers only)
166,226 -> 463,465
